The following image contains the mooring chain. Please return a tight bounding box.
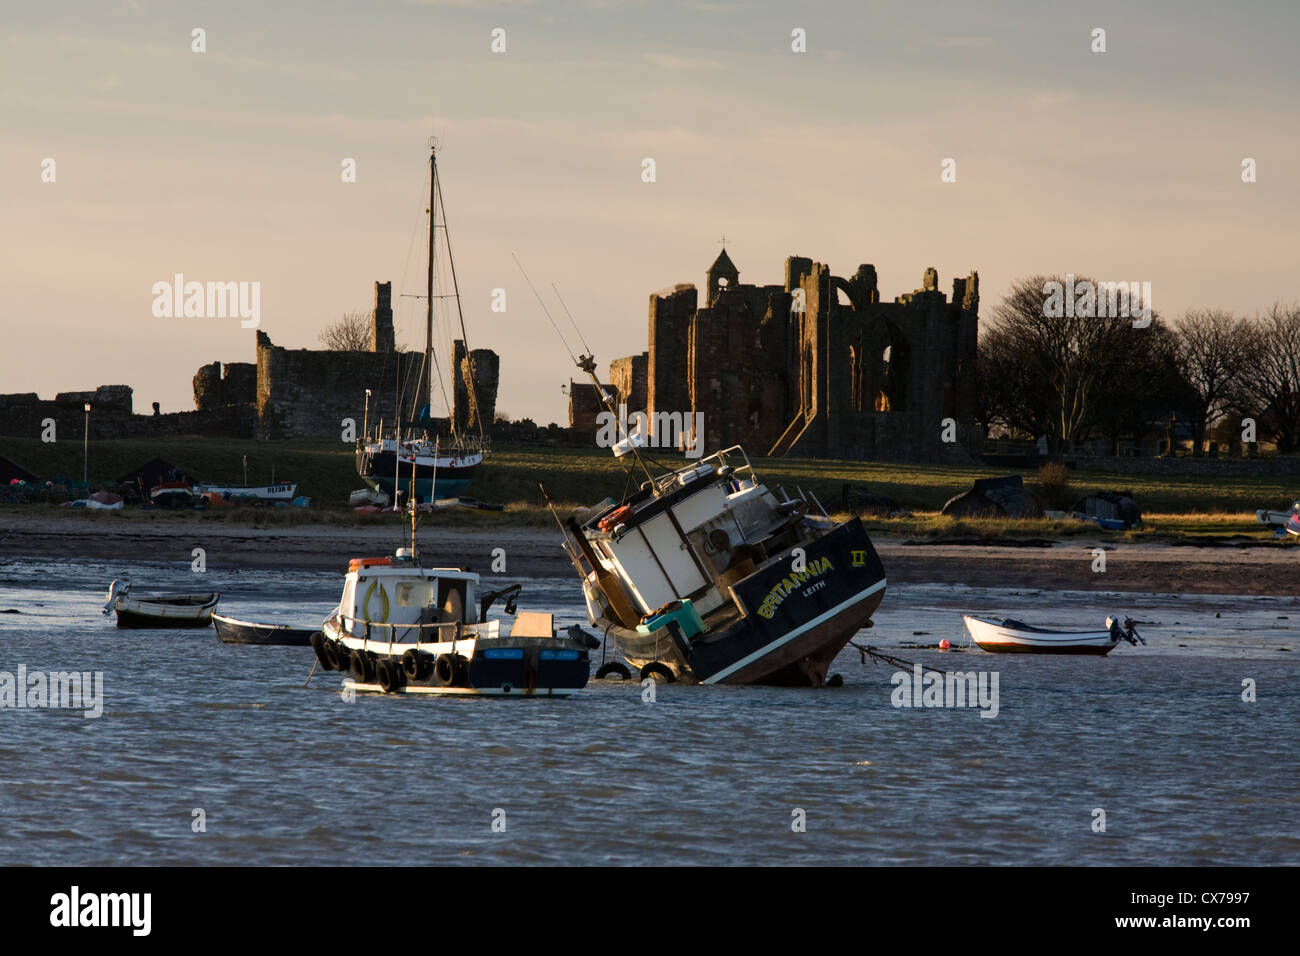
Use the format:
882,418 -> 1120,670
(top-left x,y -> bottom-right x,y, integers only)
849,641 -> 952,679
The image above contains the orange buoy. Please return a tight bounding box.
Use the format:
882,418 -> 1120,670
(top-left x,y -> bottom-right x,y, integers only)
938,639 -> 951,650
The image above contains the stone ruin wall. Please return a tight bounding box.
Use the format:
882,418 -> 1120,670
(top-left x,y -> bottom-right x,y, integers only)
633,252 -> 981,463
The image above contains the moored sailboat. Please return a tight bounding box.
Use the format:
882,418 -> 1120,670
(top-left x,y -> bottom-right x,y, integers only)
356,142 -> 488,504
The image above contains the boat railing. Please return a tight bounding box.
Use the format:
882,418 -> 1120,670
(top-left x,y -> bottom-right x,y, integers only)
338,615 -> 465,655
358,429 -> 491,458
641,444 -> 757,495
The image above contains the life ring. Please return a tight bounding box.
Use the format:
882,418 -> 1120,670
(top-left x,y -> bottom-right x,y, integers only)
598,505 -> 634,532
363,580 -> 390,624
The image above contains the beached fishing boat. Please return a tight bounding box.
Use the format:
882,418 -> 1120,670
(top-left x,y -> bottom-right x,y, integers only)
313,551 -> 593,697
103,579 -> 219,628
212,613 -> 317,646
149,480 -> 195,508
963,614 -> 1143,654
554,444 -> 887,687
197,482 -> 298,504
356,142 -> 488,504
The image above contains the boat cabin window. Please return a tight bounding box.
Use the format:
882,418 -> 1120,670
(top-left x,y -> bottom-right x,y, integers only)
438,580 -> 468,624
395,580 -> 435,608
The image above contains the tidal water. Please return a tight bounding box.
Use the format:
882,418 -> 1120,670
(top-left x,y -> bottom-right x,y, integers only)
1,558 -> 1297,866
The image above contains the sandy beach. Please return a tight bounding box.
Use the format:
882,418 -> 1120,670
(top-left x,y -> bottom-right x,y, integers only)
1,512 -> 1295,595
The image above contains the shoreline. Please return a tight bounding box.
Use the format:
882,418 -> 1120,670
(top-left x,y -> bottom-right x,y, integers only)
2,512 -> 1296,595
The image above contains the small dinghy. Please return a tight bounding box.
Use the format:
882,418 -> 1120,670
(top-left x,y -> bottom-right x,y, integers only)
103,579 -> 219,629
1256,501 -> 1300,532
212,613 -> 318,646
963,614 -> 1143,655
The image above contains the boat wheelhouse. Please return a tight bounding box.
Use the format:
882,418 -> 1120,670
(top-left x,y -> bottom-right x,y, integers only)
561,446 -> 887,687
314,550 -> 592,697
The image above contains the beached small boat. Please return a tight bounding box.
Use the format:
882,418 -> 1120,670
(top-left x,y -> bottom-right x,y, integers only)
197,482 -> 298,504
150,480 -> 195,508
103,579 -> 219,628
349,487 -> 389,507
1256,501 -> 1300,530
212,613 -> 318,646
963,614 -> 1143,654
1071,512 -> 1128,531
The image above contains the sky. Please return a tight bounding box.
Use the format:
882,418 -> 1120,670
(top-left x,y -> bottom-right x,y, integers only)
3,0 -> 1298,424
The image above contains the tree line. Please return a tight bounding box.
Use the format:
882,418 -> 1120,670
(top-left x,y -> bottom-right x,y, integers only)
977,275 -> 1300,455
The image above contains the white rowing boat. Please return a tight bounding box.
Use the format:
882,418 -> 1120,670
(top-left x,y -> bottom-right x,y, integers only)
1256,501 -> 1299,529
197,482 -> 298,503
963,614 -> 1143,655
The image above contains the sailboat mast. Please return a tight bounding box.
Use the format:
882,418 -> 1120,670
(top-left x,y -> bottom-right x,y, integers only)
434,143 -> 444,429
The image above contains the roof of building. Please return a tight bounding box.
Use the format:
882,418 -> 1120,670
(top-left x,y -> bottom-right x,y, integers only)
709,247 -> 738,276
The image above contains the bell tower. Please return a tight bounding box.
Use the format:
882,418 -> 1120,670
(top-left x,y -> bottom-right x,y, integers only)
706,247 -> 739,305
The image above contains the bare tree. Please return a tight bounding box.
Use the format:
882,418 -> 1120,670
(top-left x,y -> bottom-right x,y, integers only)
318,310 -> 372,351
1235,304 -> 1300,454
981,275 -> 1144,452
1173,309 -> 1254,455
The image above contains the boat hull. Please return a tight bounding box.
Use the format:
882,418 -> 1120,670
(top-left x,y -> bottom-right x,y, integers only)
317,621 -> 591,697
358,447 -> 479,502
113,594 -> 219,629
598,519 -> 887,686
212,614 -> 317,646
964,615 -> 1119,654
198,483 -> 298,503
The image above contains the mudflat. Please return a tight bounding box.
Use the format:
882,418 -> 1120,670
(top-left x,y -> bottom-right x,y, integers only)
2,512 -> 1295,595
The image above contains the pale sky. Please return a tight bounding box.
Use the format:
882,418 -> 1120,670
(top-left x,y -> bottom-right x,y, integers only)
3,0 -> 1298,424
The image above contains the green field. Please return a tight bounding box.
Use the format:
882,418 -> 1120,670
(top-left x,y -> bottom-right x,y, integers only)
3,436 -> 1296,539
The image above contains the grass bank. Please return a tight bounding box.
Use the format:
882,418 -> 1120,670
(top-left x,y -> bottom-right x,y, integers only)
2,436 -> 1295,539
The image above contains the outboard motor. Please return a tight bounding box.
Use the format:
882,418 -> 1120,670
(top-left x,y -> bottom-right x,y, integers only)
1107,615 -> 1144,645
102,578 -> 130,615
